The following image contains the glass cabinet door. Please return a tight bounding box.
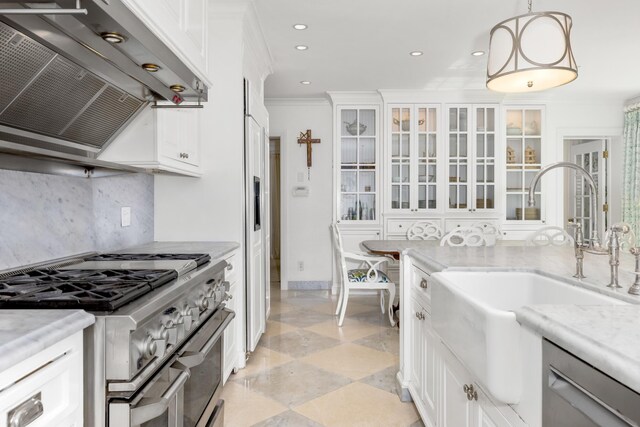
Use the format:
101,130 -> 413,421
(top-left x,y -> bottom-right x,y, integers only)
447,107 -> 469,210
339,107 -> 377,221
390,107 -> 411,210
474,106 -> 496,211
416,106 -> 438,210
505,108 -> 543,221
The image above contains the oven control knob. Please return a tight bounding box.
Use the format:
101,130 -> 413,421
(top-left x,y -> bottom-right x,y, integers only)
205,286 -> 216,299
180,305 -> 199,330
161,319 -> 179,346
196,296 -> 209,311
141,333 -> 166,359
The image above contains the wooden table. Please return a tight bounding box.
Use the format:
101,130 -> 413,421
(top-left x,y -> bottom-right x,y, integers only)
361,240 -> 439,260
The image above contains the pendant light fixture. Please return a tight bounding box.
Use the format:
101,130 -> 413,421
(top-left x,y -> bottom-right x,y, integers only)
486,0 -> 577,92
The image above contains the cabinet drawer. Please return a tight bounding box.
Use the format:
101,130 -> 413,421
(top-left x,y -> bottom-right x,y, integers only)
0,345 -> 81,427
444,219 -> 499,232
388,218 -> 442,235
412,266 -> 432,310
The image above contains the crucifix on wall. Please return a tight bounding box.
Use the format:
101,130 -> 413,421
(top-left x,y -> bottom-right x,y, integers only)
297,129 -> 321,180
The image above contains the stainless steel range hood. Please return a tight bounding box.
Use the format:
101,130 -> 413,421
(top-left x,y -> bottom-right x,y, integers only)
0,0 -> 208,175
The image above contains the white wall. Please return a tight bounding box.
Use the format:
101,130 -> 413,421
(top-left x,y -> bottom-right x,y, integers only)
266,100 -> 333,289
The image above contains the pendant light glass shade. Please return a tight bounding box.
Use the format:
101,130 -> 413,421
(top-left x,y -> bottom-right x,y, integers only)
486,11 -> 577,92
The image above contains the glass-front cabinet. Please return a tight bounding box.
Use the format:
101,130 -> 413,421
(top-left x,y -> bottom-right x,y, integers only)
446,105 -> 497,212
388,104 -> 439,212
337,106 -> 379,222
504,107 -> 544,222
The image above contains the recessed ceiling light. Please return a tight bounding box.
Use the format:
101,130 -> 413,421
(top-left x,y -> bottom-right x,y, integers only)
295,45 -> 309,51
293,24 -> 307,30
471,50 -> 485,56
410,51 -> 423,56
300,81 -> 311,85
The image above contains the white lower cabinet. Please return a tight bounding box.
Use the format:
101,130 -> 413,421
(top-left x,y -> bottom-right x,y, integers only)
0,332 -> 84,427
406,265 -> 526,427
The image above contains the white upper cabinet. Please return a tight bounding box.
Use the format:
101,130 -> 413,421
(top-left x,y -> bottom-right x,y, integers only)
387,104 -> 440,213
100,104 -> 202,177
446,105 -> 498,213
504,107 -> 545,224
121,0 -> 210,85
336,105 -> 381,223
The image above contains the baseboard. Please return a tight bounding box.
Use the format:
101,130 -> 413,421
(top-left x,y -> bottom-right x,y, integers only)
287,280 -> 332,290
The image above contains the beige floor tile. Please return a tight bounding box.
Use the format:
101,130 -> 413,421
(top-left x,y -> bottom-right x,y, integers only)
307,300 -> 376,316
251,410 -> 324,427
262,320 -> 298,338
269,301 -> 297,316
304,319 -> 384,342
295,382 -> 420,427
300,343 -> 398,380
235,360 -> 352,407
261,329 -> 341,358
221,382 -> 287,427
233,345 -> 294,379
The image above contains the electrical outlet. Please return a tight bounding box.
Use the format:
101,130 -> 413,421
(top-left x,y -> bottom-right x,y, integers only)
298,261 -> 304,271
121,207 -> 131,227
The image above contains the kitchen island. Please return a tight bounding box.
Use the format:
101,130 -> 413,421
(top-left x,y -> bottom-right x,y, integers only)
398,244 -> 640,427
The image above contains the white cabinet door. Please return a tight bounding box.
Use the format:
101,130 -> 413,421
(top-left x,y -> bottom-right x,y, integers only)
157,107 -> 200,167
409,297 -> 424,391
421,315 -> 438,426
223,281 -> 238,383
473,386 -> 513,427
446,105 -> 498,213
121,0 -> 209,84
440,345 -> 474,427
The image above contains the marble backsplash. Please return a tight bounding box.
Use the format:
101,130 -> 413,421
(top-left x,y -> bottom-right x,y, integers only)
0,170 -> 153,270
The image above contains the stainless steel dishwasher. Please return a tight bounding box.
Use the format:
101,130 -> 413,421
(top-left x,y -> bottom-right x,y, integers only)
543,339 -> 640,426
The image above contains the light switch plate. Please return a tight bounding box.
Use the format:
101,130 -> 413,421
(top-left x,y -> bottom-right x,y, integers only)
121,207 -> 131,227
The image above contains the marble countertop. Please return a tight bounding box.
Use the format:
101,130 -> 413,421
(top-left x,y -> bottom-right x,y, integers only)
0,310 -> 94,372
116,241 -> 240,263
403,244 -> 640,392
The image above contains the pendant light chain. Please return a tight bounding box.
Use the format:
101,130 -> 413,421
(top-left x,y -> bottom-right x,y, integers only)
528,0 -> 532,13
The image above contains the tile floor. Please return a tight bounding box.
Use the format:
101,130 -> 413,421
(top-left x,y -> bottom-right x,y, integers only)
221,284 -> 424,427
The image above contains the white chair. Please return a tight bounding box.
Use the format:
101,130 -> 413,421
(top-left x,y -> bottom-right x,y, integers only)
331,224 -> 396,327
605,222 -> 637,251
471,221 -> 503,246
440,226 -> 488,247
406,221 -> 443,240
526,226 -> 575,247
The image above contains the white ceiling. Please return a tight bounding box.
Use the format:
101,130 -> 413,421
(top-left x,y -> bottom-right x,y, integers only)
254,0 -> 640,102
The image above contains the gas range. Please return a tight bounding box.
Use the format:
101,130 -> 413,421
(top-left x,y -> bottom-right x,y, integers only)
0,251 -> 233,426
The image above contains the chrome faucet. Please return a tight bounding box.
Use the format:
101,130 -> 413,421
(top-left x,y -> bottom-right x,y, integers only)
528,162 -> 602,248
528,162 -> 631,287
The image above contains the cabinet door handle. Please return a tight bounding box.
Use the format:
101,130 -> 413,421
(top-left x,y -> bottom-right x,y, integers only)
420,279 -> 428,289
463,384 -> 478,401
8,392 -> 43,427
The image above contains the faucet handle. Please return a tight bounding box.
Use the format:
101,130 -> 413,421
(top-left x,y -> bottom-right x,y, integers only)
567,220 -> 583,245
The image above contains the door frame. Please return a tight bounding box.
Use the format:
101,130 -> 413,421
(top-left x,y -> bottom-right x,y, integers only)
554,128 -> 622,230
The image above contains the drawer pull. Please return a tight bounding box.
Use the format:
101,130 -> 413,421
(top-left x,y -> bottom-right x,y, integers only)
226,264 -> 233,271
420,279 -> 428,289
463,384 -> 478,401
8,392 -> 43,427
415,312 -> 425,320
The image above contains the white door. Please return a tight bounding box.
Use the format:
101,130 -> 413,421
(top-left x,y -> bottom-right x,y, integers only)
569,140 -> 608,241
245,116 -> 266,352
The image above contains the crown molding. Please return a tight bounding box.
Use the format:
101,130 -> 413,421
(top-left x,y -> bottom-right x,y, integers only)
265,97 -> 331,107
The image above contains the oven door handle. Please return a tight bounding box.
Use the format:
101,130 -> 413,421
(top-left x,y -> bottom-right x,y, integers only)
178,310 -> 235,368
130,363 -> 191,426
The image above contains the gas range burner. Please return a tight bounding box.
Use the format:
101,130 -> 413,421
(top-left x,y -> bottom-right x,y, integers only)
86,253 -> 211,267
0,268 -> 178,311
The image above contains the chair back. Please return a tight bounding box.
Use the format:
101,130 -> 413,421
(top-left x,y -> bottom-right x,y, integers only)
604,222 -> 637,251
471,221 -> 502,246
406,221 -> 443,240
440,226 -> 487,247
330,224 -> 349,284
526,226 -> 574,247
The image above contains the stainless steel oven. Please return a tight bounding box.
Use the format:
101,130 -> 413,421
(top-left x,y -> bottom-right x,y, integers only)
109,307 -> 234,427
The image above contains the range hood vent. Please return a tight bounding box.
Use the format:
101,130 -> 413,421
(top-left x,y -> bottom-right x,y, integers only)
0,21 -> 144,149
0,0 -> 208,172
